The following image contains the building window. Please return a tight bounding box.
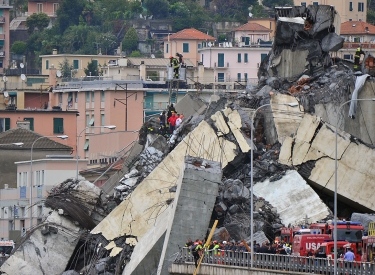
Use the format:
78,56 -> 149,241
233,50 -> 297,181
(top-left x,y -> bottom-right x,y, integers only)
37,3 -> 43,12
42,170 -> 45,185
24,118 -> 34,131
183,43 -> 189,53
201,54 -> 204,64
218,73 -> 224,82
198,43 -> 202,49
261,53 -> 267,61
46,60 -> 49,70
244,53 -> 248,63
36,171 -> 40,185
67,92 -> 73,107
237,53 -> 241,63
18,173 -> 22,186
23,172 -> 27,187
86,114 -> 90,126
166,43 -> 169,53
218,53 -> 224,67
53,118 -> 64,134
53,3 -> 59,14
244,73 -> 248,81
86,91 -> 90,102
237,73 -> 241,82
301,2 -> 306,6
73,60 -> 79,69
91,91 -> 95,102
83,139 -> 89,150
313,2 -> 318,5
0,60 -> 3,68
101,91 -> 104,102
59,93 -> 62,104
74,92 -> 78,103
349,2 -> 353,11
101,114 -> 105,126
0,118 -> 10,132
358,2 -> 364,12
89,115 -> 94,126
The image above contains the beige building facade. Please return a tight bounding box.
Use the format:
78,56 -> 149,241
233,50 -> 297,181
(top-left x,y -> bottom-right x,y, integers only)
293,0 -> 367,22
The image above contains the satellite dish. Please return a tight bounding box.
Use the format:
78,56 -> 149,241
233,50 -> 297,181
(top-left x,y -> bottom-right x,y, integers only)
2,76 -> 7,82
20,63 -> 24,68
56,70 -> 62,77
3,91 -> 8,97
21,74 -> 26,81
208,42 -> 212,47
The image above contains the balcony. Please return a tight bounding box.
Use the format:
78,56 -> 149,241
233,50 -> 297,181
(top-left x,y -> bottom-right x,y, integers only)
0,0 -> 10,6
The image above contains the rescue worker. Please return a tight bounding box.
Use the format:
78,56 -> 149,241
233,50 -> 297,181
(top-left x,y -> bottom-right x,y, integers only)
354,45 -> 365,71
170,55 -> 179,79
192,241 -> 203,267
176,52 -> 184,64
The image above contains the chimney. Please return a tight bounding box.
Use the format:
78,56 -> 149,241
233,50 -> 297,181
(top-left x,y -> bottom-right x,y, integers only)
17,120 -> 30,130
139,61 -> 146,80
52,49 -> 57,55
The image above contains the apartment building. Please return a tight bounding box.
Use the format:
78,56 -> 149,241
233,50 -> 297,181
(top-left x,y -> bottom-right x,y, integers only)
293,0 -> 367,22
0,0 -> 12,73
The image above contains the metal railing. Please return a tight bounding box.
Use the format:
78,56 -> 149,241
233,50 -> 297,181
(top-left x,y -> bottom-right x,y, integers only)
175,247 -> 375,274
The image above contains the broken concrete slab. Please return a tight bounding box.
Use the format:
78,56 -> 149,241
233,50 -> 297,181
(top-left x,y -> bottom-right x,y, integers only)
91,119 -> 238,242
0,211 -> 80,275
175,94 -> 207,119
253,170 -> 330,226
264,94 -> 304,145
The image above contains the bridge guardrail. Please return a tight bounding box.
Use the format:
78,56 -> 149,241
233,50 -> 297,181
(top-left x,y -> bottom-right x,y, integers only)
175,247 -> 375,274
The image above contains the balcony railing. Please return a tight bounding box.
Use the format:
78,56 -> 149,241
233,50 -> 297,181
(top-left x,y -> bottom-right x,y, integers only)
175,247 -> 375,274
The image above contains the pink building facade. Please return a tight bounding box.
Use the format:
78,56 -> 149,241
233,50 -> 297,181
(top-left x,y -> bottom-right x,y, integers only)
0,158 -> 84,239
0,110 -> 77,150
0,1 -> 12,73
27,0 -> 61,18
50,86 -> 144,166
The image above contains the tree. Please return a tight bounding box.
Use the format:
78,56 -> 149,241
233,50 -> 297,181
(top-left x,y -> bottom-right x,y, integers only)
55,0 -> 86,34
129,50 -> 142,57
368,9 -> 375,24
25,12 -> 50,34
98,32 -> 117,55
251,3 -> 269,18
58,58 -> 74,78
84,59 -> 99,76
11,41 -> 27,55
262,0 -> 293,8
144,0 -> 169,19
122,27 -> 138,53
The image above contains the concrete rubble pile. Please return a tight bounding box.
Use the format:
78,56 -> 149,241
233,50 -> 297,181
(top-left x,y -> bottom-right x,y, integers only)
0,179 -> 106,275
5,5 -> 375,275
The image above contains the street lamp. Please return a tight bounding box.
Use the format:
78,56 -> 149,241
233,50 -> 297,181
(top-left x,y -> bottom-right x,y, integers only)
76,125 -> 116,180
30,135 -> 68,228
333,98 -> 375,275
250,101 -> 299,268
0,143 -> 24,146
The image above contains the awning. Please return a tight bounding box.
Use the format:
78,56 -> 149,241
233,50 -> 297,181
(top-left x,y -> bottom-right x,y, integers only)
8,92 -> 17,96
83,140 -> 89,150
88,117 -> 94,126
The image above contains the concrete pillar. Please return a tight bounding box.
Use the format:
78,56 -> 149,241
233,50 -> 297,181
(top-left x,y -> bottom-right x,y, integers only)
198,63 -> 204,83
157,156 -> 222,275
139,61 -> 146,80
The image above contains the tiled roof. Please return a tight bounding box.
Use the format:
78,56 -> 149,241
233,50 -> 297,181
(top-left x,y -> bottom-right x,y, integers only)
234,22 -> 272,32
0,128 -> 72,151
341,21 -> 375,35
127,57 -> 195,67
164,28 -> 215,41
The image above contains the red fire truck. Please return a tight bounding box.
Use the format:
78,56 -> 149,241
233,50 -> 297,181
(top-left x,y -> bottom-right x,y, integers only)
320,241 -> 362,262
309,221 -> 364,244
